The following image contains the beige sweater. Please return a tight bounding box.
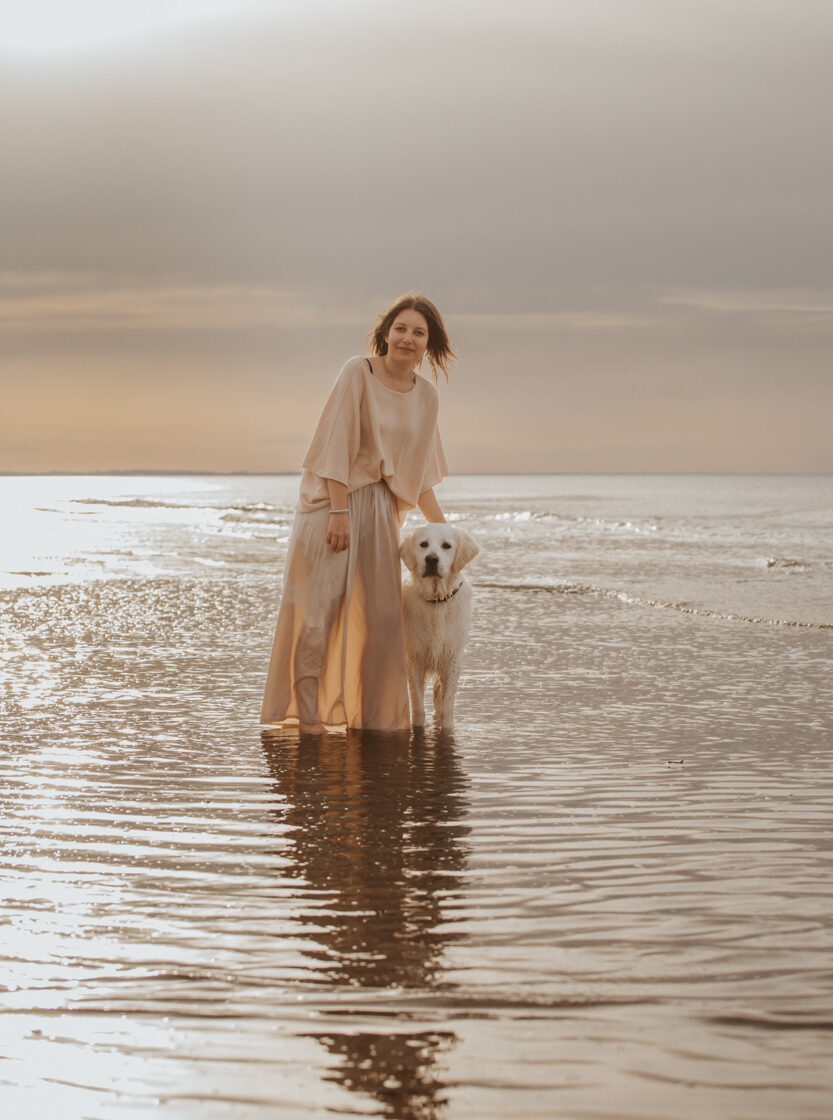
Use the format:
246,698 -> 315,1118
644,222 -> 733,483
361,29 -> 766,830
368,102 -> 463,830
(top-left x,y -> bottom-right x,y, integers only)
297,355 -> 449,526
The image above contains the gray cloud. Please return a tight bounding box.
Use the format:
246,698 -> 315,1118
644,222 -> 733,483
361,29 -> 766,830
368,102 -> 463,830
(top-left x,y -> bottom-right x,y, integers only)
1,0 -> 831,472
3,0 -> 832,307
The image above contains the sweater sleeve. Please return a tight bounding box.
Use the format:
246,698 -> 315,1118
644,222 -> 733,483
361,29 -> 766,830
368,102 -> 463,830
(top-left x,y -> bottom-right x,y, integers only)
419,421 -> 450,494
300,359 -> 363,486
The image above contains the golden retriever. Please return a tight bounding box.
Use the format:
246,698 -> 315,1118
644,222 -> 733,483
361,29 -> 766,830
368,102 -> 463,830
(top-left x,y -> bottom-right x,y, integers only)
399,524 -> 480,731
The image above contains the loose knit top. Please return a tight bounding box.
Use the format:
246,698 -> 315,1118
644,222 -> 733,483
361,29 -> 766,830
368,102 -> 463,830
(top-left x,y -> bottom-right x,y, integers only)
297,355 -> 449,527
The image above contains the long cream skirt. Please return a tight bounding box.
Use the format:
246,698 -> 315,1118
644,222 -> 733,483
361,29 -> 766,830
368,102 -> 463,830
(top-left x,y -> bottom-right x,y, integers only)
260,480 -> 411,732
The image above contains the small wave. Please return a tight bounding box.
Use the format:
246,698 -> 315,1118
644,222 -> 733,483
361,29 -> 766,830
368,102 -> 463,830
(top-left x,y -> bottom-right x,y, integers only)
577,515 -> 660,534
481,511 -> 660,532
71,498 -> 291,521
71,497 -> 190,510
490,510 -> 534,522
487,510 -> 574,523
708,1012 -> 833,1032
476,580 -> 594,596
220,509 -> 289,525
763,556 -> 809,571
220,502 -> 289,520
474,580 -> 833,630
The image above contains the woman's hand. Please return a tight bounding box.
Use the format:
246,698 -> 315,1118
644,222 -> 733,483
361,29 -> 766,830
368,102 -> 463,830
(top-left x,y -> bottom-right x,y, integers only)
417,488 -> 447,523
325,512 -> 350,552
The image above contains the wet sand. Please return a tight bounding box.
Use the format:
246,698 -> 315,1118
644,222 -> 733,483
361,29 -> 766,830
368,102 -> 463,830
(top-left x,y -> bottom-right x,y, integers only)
2,560 -> 832,1117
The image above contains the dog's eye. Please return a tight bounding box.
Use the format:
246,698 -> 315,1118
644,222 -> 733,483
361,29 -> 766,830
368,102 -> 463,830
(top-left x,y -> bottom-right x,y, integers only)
419,540 -> 429,548
441,542 -> 452,549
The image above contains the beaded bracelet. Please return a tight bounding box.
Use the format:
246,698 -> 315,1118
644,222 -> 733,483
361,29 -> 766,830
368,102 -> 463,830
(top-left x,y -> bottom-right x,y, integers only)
329,508 -> 349,514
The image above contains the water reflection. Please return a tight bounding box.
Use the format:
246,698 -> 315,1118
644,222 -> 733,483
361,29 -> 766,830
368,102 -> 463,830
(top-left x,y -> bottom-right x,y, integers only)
311,1030 -> 456,1120
260,728 -> 470,1119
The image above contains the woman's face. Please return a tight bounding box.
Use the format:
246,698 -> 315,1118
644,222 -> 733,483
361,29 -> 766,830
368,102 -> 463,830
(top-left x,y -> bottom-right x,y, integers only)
385,309 -> 429,366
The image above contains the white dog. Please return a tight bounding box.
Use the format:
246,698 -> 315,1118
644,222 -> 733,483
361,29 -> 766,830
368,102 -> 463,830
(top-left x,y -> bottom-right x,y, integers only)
399,524 -> 480,732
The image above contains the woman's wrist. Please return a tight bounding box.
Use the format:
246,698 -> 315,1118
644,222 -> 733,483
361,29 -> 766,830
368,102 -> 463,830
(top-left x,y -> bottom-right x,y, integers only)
329,508 -> 349,515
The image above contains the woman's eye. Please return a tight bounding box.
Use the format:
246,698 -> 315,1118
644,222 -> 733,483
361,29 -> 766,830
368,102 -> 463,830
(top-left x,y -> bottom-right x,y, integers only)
441,542 -> 452,549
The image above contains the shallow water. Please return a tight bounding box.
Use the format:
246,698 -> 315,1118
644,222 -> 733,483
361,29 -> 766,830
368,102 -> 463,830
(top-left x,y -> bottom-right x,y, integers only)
1,475 -> 832,1117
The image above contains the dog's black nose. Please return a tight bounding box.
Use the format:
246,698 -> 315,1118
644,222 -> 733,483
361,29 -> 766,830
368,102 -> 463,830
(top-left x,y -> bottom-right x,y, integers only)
424,553 -> 438,567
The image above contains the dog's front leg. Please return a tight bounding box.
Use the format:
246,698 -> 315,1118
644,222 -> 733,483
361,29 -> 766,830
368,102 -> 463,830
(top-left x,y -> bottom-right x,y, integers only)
432,676 -> 444,725
438,666 -> 460,732
408,662 -> 427,728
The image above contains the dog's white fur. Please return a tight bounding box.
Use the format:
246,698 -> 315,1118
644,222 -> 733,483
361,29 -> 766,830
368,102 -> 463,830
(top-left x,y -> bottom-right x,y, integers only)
399,524 -> 480,732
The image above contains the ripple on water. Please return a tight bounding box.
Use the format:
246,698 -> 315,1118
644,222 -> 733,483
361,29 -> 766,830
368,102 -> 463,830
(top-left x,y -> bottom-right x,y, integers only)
0,571 -> 832,1118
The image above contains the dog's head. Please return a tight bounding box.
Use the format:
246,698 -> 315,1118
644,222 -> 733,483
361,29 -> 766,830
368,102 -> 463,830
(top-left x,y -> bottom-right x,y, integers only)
399,524 -> 480,580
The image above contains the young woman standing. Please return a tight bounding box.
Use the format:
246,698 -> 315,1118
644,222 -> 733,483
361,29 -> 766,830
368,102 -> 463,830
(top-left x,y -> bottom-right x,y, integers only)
260,292 -> 454,733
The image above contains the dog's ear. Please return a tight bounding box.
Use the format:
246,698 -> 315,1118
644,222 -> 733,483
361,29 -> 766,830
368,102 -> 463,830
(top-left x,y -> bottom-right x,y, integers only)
451,530 -> 480,573
399,532 -> 417,572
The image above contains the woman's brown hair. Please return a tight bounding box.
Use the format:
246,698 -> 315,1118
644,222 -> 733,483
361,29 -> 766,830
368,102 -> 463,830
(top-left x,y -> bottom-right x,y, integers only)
366,291 -> 456,385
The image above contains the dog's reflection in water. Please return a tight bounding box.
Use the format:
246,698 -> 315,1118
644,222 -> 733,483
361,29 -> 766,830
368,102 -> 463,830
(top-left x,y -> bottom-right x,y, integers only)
260,726 -> 470,1118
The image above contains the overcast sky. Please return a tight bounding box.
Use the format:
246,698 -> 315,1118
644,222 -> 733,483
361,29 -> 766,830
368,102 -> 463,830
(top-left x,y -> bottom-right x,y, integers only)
2,0 -> 831,473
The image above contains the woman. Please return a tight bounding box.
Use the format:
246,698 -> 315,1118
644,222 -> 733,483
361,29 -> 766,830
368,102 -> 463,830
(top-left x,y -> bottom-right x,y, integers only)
260,291 -> 454,734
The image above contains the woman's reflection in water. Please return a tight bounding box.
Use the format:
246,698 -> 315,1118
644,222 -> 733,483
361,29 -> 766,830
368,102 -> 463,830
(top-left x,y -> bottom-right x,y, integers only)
260,726 -> 471,1120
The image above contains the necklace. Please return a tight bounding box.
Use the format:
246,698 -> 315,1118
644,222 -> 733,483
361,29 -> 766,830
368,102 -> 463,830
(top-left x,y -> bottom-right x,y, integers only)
380,355 -> 416,391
